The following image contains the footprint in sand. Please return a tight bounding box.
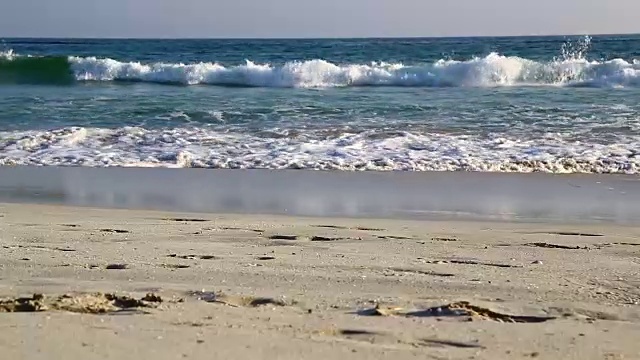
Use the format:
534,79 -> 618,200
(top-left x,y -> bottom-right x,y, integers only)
526,242 -> 589,250
357,301 -> 554,323
100,228 -> 130,234
267,235 -> 299,241
167,254 -> 221,260
163,218 -> 209,223
0,293 -> 163,314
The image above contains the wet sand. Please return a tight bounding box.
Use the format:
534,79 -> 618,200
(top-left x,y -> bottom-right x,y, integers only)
1,166 -> 640,223
0,198 -> 639,359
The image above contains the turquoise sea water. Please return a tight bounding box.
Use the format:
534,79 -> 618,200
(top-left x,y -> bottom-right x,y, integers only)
1,35 -> 639,172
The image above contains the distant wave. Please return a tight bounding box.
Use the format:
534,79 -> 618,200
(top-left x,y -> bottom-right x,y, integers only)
2,49 -> 640,88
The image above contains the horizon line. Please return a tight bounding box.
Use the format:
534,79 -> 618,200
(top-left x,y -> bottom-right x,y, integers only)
2,31 -> 638,41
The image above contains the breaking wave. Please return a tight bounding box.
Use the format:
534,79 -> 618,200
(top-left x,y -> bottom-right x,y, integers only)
2,47 -> 640,88
68,55 -> 640,88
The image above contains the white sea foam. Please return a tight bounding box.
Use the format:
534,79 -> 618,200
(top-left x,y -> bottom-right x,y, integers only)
1,127 -> 638,173
67,54 -> 640,88
0,49 -> 16,60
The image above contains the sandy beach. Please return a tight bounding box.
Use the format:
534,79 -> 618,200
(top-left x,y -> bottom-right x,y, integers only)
5,21 -> 640,360
1,192 -> 639,359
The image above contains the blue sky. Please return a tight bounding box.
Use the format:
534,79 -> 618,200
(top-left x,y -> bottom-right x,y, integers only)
0,0 -> 637,38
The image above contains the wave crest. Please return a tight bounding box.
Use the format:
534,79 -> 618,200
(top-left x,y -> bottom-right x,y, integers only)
69,54 -> 640,88
2,46 -> 640,87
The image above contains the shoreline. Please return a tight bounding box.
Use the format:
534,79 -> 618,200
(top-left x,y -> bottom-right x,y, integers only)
1,166 -> 639,224
1,167 -> 639,359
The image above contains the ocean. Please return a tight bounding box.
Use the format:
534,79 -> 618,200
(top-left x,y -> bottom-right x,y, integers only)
1,35 -> 639,173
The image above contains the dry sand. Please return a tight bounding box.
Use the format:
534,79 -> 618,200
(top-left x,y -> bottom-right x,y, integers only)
0,202 -> 639,359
